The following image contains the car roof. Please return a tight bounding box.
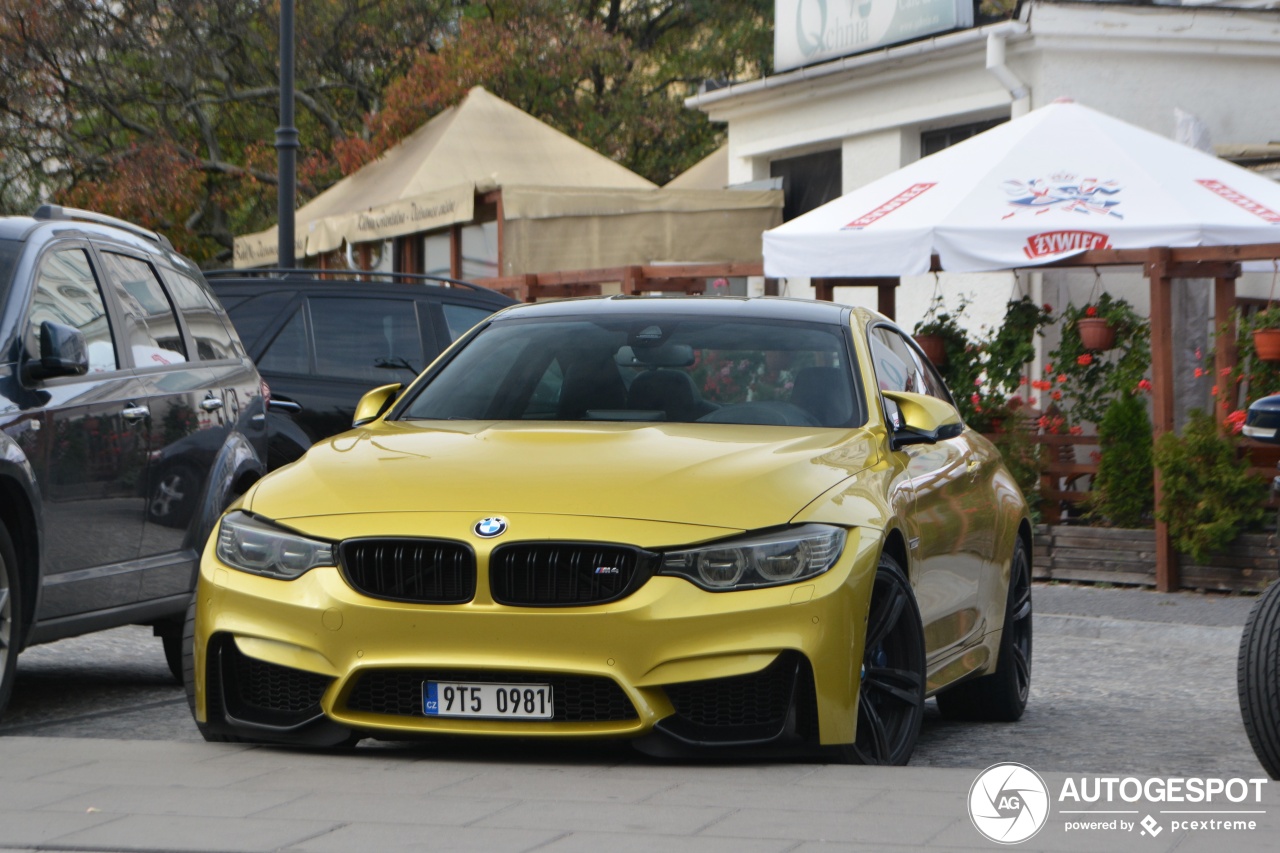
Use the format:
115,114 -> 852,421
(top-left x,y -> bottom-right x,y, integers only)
491,295 -> 854,325
206,274 -> 514,306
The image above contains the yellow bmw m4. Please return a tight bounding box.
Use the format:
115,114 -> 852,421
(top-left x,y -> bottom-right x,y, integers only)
187,296 -> 1032,763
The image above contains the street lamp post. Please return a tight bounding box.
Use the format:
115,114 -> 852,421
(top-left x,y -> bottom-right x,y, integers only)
276,0 -> 298,270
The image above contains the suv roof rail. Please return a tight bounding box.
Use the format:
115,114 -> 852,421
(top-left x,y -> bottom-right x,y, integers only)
33,204 -> 174,250
204,268 -> 491,293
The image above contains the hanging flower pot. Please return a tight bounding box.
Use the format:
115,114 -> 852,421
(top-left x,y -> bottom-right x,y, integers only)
1076,317 -> 1116,351
1254,328 -> 1280,362
913,333 -> 946,365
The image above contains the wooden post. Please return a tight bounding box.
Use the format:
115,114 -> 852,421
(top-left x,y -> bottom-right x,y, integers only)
1214,274 -> 1239,431
450,224 -> 462,279
878,279 -> 898,320
622,266 -> 644,296
1148,248 -> 1178,592
813,279 -> 834,302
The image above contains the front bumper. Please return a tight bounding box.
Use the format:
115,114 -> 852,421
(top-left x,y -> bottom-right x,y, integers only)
192,512 -> 880,749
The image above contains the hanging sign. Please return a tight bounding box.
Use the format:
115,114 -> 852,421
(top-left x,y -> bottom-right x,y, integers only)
774,0 -> 973,72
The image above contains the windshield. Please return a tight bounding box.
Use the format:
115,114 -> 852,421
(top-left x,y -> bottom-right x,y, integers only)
0,239 -> 21,309
399,314 -> 865,428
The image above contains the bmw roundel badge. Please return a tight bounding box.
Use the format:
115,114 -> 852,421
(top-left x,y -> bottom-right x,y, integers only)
473,516 -> 508,538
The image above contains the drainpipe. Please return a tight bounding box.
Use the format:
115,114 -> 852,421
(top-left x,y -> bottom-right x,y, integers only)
986,32 -> 1030,118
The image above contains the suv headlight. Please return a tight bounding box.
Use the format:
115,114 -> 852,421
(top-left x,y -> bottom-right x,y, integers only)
658,524 -> 847,591
215,511 -> 334,580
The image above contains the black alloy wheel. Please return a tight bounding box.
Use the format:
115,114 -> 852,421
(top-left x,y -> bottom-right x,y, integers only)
840,554 -> 926,765
937,539 -> 1032,722
1238,581 -> 1280,780
0,520 -> 24,720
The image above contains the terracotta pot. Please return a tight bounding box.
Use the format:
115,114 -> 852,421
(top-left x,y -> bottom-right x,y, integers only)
913,333 -> 946,365
1076,317 -> 1116,351
1254,328 -> 1280,362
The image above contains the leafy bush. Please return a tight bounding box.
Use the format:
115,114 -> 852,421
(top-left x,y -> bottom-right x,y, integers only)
1153,410 -> 1267,562
1087,393 -> 1153,528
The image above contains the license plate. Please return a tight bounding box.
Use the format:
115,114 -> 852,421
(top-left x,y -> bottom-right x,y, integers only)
423,681 -> 554,719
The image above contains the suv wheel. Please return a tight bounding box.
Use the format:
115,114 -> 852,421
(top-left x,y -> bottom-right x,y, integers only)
0,519 -> 25,719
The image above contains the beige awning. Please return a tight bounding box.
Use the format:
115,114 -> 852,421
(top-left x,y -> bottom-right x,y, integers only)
234,86 -> 655,267
500,186 -> 782,275
664,145 -> 730,190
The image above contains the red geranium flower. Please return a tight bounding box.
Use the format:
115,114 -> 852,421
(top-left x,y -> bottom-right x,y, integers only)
1085,305 -> 1098,317
1077,353 -> 1093,366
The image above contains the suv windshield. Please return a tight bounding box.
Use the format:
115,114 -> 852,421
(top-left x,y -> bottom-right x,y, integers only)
0,239 -> 22,309
399,314 -> 864,428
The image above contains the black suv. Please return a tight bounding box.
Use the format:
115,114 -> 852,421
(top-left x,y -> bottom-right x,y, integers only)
206,270 -> 515,467
0,206 -> 269,717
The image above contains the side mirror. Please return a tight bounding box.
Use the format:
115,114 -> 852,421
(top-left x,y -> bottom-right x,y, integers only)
1244,394 -> 1280,444
881,389 -> 964,449
23,321 -> 89,383
352,383 -> 402,427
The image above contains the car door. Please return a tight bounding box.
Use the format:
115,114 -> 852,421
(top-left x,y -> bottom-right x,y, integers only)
96,249 -> 223,601
869,324 -> 987,658
284,295 -> 426,438
24,245 -> 149,619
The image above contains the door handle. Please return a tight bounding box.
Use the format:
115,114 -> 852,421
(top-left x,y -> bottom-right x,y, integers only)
121,405 -> 150,422
200,396 -> 224,412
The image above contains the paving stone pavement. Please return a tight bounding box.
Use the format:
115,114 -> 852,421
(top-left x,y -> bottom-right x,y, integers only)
0,584 -> 1273,852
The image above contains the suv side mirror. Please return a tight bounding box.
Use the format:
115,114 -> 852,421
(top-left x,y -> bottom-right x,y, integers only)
881,389 -> 964,449
352,383 -> 402,427
1245,394 -> 1280,444
23,320 -> 89,383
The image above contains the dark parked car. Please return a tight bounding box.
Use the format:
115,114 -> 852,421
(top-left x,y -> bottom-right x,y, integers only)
0,206 -> 271,718
205,270 -> 515,467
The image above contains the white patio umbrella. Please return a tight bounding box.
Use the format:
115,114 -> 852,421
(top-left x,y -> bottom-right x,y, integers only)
763,100 -> 1280,277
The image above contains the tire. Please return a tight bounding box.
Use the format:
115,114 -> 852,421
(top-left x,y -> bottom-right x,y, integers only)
1238,581 -> 1280,780
162,633 -> 183,683
937,538 -> 1033,722
182,594 -> 241,743
836,553 -> 926,765
0,519 -> 24,721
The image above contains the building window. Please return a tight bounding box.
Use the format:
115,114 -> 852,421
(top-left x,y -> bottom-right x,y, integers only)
921,118 -> 1007,157
770,150 -> 842,222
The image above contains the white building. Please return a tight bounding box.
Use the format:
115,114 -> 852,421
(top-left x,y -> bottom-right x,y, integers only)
688,0 -> 1280,391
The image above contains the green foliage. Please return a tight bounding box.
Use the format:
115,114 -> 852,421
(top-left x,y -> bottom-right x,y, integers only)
0,0 -> 773,263
1047,294 -> 1150,426
984,296 -> 1054,400
1153,410 -> 1267,562
1218,307 -> 1280,418
913,294 -> 980,417
1087,393 -> 1154,528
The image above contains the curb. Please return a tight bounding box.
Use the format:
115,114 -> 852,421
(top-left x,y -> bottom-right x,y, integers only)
1038,613 -> 1243,653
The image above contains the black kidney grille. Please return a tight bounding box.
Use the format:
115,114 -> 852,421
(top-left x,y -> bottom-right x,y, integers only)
340,539 -> 475,603
490,543 -> 652,605
344,669 -> 637,722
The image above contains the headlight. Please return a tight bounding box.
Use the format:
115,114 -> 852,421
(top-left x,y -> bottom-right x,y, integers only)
215,511 -> 334,580
659,524 -> 846,591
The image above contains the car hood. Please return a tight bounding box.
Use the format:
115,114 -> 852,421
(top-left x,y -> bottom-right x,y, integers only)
247,420 -> 881,531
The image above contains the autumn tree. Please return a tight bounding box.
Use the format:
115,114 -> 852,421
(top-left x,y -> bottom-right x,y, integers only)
341,0 -> 773,185
0,0 -> 771,263
0,0 -> 454,260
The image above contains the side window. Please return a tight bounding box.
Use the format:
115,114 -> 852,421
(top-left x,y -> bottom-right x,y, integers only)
442,303 -> 495,342
221,290 -> 295,351
869,326 -> 952,404
257,306 -> 309,375
159,268 -> 242,361
310,297 -> 423,383
27,248 -> 118,374
99,252 -> 187,367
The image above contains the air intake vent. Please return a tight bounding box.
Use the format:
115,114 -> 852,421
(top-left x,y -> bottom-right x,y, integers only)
339,538 -> 475,603
490,543 -> 654,606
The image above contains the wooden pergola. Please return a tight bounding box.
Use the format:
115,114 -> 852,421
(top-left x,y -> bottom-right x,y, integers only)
813,242 -> 1280,592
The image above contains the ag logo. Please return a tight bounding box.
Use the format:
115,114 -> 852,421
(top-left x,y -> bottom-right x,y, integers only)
968,762 -> 1050,844
473,516 -> 508,538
